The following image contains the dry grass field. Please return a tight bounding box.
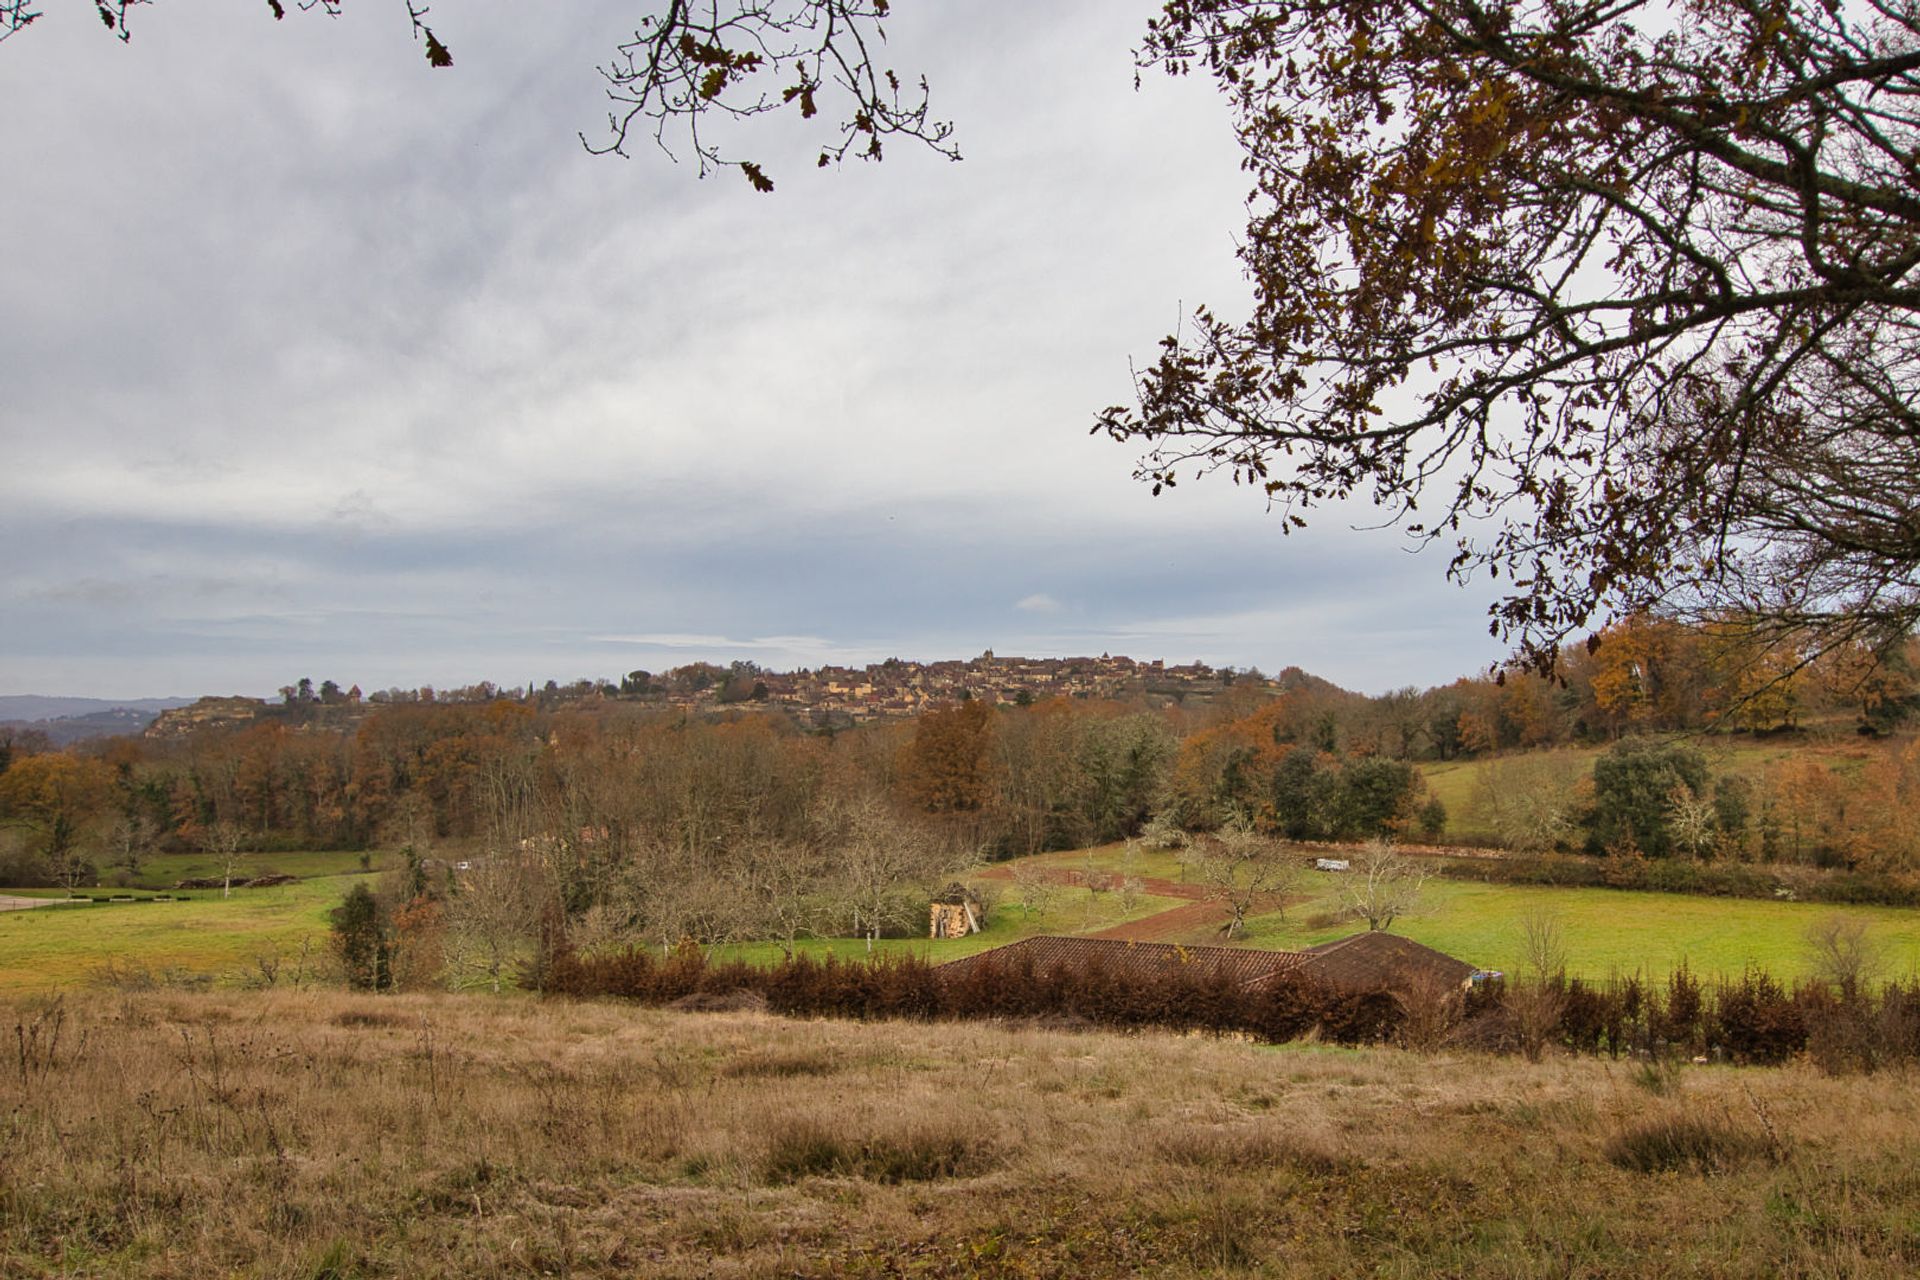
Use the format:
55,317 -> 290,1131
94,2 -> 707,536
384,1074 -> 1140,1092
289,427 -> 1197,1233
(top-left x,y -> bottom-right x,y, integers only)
5,990 -> 1920,1277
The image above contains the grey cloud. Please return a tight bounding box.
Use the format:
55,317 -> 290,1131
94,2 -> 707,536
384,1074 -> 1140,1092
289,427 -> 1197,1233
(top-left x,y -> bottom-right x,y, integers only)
0,2 -> 1509,700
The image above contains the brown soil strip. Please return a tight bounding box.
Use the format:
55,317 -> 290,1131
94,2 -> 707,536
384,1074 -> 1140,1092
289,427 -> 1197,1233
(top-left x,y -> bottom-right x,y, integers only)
1084,899 -> 1232,941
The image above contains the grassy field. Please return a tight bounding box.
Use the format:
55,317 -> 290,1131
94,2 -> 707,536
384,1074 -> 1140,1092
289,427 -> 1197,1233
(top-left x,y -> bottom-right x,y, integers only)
4,988 -> 1919,1277
1233,876 -> 1920,981
8,834 -> 1920,996
0,862 -> 1183,995
716,882 -> 1185,967
106,847 -> 390,889
0,874 -> 365,994
990,846 -> 1920,982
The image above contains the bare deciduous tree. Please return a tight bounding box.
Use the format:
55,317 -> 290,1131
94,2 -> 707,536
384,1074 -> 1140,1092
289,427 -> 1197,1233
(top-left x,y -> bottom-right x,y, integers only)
1805,915 -> 1887,995
1468,752 -> 1582,854
1508,911 -> 1569,1064
1667,786 -> 1722,861
1008,860 -> 1061,921
202,819 -> 247,900
1191,818 -> 1298,939
1338,840 -> 1428,933
444,852 -> 549,993
106,810 -> 158,883
820,794 -> 963,953
739,837 -> 835,961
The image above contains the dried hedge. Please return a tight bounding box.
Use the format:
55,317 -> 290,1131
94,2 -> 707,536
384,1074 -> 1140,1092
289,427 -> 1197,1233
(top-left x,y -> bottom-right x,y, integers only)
543,945 -> 1920,1071
545,945 -> 1398,1046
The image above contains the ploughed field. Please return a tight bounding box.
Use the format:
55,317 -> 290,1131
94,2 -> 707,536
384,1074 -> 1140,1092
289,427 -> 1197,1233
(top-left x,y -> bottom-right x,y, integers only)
3,989 -> 1918,1277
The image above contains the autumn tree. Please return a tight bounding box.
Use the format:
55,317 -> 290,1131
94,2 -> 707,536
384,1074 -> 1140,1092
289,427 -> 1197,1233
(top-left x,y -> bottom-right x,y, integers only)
1103,1 -> 1920,676
1762,756 -> 1850,864
1814,637 -> 1920,737
0,752 -> 112,888
1700,620 -> 1804,732
902,699 -> 996,816
1844,740 -> 1920,874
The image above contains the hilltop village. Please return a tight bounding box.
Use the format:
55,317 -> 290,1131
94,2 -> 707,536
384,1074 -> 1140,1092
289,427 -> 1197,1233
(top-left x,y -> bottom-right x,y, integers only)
736,652 -> 1253,722
143,652 -> 1274,739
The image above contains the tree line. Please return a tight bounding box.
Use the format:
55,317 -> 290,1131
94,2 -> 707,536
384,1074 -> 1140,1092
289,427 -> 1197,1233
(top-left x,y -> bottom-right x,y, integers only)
4,615 -> 1918,916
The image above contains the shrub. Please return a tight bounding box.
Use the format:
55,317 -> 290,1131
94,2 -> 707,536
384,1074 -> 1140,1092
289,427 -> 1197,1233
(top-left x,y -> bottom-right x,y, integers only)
1713,971 -> 1805,1065
329,884 -> 392,992
758,1118 -> 996,1184
1604,1113 -> 1782,1174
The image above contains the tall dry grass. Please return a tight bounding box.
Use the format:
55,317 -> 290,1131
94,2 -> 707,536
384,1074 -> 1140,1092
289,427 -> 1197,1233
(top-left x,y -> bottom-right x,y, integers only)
5,989 -> 1920,1276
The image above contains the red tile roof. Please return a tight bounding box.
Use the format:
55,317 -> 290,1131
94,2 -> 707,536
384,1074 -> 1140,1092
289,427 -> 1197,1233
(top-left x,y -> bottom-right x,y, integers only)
936,935 -> 1307,987
938,931 -> 1475,995
1279,931 -> 1476,993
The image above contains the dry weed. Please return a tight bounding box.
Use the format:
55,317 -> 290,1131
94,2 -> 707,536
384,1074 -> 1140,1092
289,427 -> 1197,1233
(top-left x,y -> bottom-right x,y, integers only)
0,990 -> 1914,1276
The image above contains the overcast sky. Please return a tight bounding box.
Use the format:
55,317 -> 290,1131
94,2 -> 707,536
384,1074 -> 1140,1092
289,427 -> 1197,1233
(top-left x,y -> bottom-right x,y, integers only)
0,2 -> 1510,701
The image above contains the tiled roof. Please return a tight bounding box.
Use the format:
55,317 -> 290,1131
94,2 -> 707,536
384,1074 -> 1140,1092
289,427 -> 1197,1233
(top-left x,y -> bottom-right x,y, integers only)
1283,931 -> 1477,993
936,935 -> 1308,987
938,931 -> 1476,995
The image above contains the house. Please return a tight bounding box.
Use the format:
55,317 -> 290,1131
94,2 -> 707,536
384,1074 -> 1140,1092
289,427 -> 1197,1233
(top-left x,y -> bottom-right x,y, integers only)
934,935 -> 1308,987
929,883 -> 989,939
935,930 -> 1478,997
1265,931 -> 1477,995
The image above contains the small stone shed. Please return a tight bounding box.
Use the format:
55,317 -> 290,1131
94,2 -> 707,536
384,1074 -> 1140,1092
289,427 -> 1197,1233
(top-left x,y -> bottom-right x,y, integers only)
929,883 -> 988,939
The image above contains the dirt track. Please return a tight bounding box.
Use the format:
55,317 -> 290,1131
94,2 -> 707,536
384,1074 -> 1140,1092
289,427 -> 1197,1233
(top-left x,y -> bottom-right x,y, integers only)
975,863 -> 1290,943
0,895 -> 56,913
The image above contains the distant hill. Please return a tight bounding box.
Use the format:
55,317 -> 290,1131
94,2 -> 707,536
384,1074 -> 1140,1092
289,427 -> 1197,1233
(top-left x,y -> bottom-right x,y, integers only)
0,696 -> 196,722
0,696 -> 198,746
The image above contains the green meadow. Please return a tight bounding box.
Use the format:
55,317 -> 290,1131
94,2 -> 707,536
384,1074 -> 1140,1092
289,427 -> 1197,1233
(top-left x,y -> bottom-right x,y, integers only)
6,838 -> 1920,994
1235,876 -> 1920,981
0,874 -> 365,994
113,848 -> 390,889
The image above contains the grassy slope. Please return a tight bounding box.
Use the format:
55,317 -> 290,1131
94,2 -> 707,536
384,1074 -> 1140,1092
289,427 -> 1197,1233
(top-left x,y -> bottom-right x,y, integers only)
5,989 -> 1920,1277
1234,876 -> 1920,981
0,874 -> 366,994
1421,731 -> 1889,844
